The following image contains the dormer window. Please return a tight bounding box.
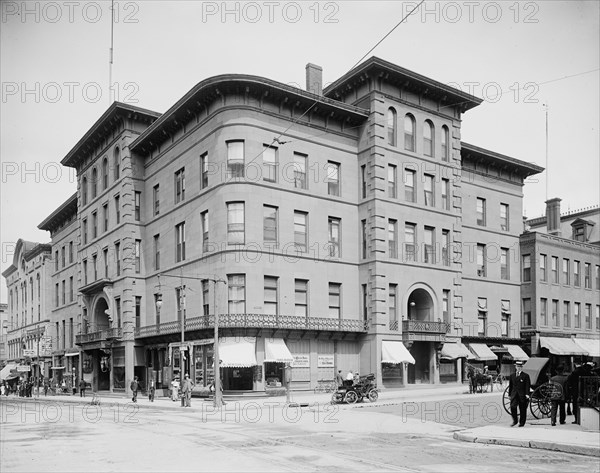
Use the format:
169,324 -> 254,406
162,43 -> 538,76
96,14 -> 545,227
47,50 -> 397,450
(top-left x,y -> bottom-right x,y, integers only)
571,218 -> 594,242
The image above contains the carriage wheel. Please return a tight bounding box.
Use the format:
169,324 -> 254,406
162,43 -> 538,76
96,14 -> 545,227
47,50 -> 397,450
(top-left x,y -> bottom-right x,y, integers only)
344,391 -> 358,404
367,389 -> 379,402
529,383 -> 553,419
502,386 -> 511,415
331,392 -> 343,404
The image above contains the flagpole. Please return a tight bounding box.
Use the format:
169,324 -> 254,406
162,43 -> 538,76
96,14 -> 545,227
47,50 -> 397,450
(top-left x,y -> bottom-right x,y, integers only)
109,0 -> 114,104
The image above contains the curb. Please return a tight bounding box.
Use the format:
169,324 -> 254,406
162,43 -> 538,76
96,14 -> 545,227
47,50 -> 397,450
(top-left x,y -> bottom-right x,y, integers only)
453,431 -> 600,457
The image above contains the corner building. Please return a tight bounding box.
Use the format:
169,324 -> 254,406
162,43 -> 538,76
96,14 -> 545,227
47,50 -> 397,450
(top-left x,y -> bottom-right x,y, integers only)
51,57 -> 543,394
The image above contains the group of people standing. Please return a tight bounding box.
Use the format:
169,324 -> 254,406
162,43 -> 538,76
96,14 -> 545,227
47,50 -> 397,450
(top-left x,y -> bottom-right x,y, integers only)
335,370 -> 360,387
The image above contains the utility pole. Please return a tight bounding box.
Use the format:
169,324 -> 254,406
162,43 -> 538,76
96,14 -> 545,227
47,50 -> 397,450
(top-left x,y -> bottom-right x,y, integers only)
213,277 -> 222,408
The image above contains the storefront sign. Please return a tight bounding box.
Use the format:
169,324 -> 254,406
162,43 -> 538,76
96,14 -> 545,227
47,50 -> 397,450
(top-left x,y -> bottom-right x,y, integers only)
23,349 -> 36,357
292,354 -> 310,368
17,365 -> 31,372
317,354 -> 334,368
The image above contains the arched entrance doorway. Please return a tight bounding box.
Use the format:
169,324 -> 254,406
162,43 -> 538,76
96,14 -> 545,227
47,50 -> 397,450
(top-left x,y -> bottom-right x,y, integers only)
406,288 -> 435,384
93,297 -> 111,390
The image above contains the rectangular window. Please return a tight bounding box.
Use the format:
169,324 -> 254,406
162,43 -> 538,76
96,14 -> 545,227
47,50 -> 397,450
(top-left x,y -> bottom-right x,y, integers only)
135,296 -> 141,329
83,260 -> 88,285
361,164 -> 366,198
387,164 -> 397,198
540,254 -> 547,282
596,305 -> 600,332
501,248 -> 510,280
61,280 -> 65,305
115,242 -> 121,276
563,259 -> 570,285
388,219 -> 397,259
294,279 -> 308,318
92,212 -> 97,239
175,222 -> 186,262
69,318 -> 73,347
551,256 -> 558,284
362,284 -> 368,323
153,184 -> 160,216
563,301 -> 570,327
477,244 -> 486,277
202,280 -> 209,316
585,304 -> 592,329
328,283 -> 341,318
55,283 -> 59,308
552,299 -> 559,327
200,152 -> 209,189
404,168 -> 416,202
478,298 -> 487,336
154,234 -> 160,271
92,254 -> 97,280
69,242 -> 73,263
264,276 -> 278,315
228,274 -> 246,314
134,191 -> 141,221
584,263 -> 591,289
389,284 -> 398,327
135,240 -> 141,273
62,320 -> 65,349
175,168 -> 185,203
69,276 -> 73,302
501,300 -> 510,336
263,206 -> 278,246
61,246 -> 65,267
361,219 -> 367,259
294,211 -> 308,252
596,265 -> 600,290
442,229 -> 450,266
227,141 -> 245,179
523,254 -> 531,282
293,153 -> 307,189
405,223 -> 416,262
541,298 -> 548,325
115,195 -> 120,224
326,161 -> 340,196
574,302 -> 581,328
328,217 -> 341,257
227,202 -> 245,245
441,178 -> 450,210
201,211 -> 209,252
500,203 -> 509,231
102,203 -> 108,232
442,289 -> 450,324
424,226 -> 435,263
263,145 -> 277,183
476,198 -> 486,226
103,247 -> 108,278
424,174 -> 434,207
574,261 -> 580,286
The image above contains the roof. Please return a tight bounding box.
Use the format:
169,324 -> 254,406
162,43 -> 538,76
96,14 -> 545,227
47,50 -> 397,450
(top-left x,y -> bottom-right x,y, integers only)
38,193 -> 78,232
61,102 -> 161,168
1,239 -> 51,278
323,56 -> 483,112
461,141 -> 545,178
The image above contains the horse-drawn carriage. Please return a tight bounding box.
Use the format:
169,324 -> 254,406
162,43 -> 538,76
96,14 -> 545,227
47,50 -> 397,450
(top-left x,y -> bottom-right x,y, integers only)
466,364 -> 504,393
331,373 -> 379,404
502,357 -> 553,419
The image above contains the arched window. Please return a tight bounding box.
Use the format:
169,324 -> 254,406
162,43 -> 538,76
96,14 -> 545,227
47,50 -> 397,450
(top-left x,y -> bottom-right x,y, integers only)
91,168 -> 97,199
102,157 -> 108,190
441,126 -> 450,161
423,120 -> 434,157
24,282 -> 27,305
114,146 -> 120,180
404,114 -> 416,152
82,176 -> 88,205
387,108 -> 397,146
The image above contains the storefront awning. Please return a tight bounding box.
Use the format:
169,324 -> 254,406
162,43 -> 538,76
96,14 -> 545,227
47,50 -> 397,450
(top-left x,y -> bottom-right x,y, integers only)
540,337 -> 588,356
467,343 -> 497,361
51,366 -> 66,370
65,352 -> 80,357
264,339 -> 294,363
572,338 -> 599,358
219,337 -> 257,368
504,345 -> 529,361
381,341 -> 415,364
0,363 -> 17,381
441,342 -> 473,360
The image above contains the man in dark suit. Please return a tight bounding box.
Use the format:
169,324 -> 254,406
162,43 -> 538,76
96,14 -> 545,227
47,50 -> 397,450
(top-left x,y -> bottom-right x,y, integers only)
508,361 -> 531,427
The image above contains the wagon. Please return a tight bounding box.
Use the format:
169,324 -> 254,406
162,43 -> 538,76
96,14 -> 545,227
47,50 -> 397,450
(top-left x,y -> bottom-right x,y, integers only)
502,357 -> 552,419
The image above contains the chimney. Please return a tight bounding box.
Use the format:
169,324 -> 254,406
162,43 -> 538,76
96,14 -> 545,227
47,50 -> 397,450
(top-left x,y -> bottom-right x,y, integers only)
306,63 -> 323,95
545,197 -> 561,236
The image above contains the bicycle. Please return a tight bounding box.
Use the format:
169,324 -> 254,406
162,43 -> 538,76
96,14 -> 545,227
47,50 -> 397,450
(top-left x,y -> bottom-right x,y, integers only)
314,379 -> 337,394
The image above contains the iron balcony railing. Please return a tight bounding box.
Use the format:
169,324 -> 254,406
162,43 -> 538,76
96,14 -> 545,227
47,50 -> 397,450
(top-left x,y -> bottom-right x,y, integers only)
402,319 -> 450,334
135,313 -> 368,338
75,327 -> 123,345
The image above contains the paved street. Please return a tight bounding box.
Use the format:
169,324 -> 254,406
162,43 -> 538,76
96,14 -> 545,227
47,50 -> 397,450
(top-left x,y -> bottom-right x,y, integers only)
1,395 -> 598,472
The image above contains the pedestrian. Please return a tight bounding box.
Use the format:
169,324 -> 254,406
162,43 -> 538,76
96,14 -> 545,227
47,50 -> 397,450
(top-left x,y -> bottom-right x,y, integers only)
346,370 -> 354,381
130,376 -> 140,403
79,378 -> 87,398
148,379 -> 155,402
43,379 -> 49,396
567,362 -> 585,424
549,364 -> 568,426
335,370 -> 344,388
181,374 -> 194,407
171,377 -> 180,402
508,360 -> 531,427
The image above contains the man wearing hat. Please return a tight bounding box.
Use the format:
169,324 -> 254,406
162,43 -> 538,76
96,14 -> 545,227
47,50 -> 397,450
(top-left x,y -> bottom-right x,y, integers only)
181,373 -> 195,407
508,361 -> 531,427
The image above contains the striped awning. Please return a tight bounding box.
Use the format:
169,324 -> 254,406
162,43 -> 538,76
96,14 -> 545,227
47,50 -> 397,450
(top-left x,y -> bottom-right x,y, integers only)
572,338 -> 599,358
540,337 -> 588,356
219,337 -> 257,368
504,345 -> 529,361
381,341 -> 415,364
441,342 -> 473,360
264,339 -> 294,363
467,343 -> 497,361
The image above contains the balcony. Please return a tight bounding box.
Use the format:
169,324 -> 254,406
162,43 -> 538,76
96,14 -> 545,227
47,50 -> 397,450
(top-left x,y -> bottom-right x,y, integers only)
76,327 -> 123,345
402,319 -> 449,343
135,314 -> 368,339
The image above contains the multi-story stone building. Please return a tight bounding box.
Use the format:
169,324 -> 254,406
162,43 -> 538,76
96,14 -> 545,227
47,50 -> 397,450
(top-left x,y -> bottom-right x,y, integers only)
1,239 -> 52,380
0,303 -> 8,366
520,199 -> 600,369
8,57 -> 545,394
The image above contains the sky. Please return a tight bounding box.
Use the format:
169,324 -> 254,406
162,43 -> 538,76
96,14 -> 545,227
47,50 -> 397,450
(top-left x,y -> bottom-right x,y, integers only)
1,0 -> 599,302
